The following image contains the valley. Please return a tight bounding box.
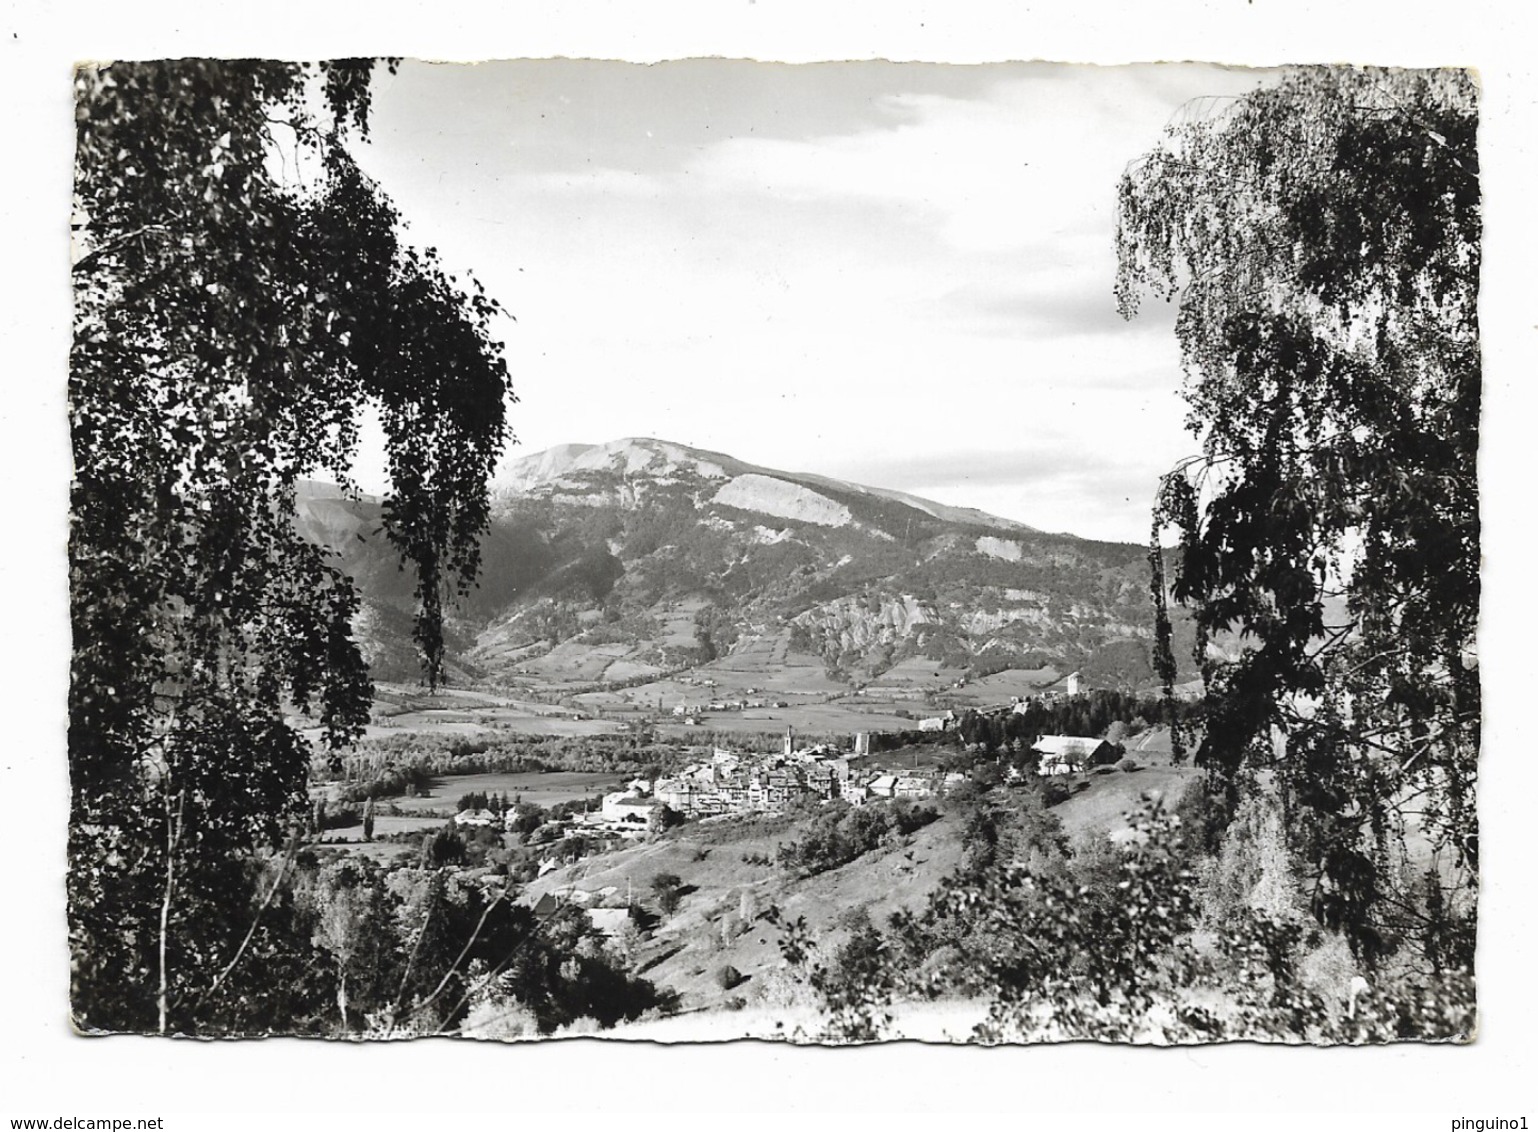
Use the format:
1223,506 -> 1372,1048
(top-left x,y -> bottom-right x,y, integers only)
280,437 -> 1261,1040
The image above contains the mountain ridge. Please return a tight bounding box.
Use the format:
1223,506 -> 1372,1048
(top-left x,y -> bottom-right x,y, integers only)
298,436 -> 1181,695
494,437 -> 1041,536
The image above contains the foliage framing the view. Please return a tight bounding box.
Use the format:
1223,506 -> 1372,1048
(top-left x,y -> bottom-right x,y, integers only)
69,59 -> 514,1032
1116,68 -> 1480,967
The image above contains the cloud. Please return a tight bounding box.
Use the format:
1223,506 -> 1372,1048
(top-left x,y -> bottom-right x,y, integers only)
346,60 -> 1267,543
373,59 -> 1008,182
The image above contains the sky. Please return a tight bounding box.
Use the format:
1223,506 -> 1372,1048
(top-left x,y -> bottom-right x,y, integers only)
342,60 -> 1280,543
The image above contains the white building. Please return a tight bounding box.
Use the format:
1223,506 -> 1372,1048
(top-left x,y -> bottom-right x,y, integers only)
1031,735 -> 1112,775
600,792 -> 657,823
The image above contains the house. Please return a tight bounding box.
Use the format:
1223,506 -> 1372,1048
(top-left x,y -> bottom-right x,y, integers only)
840,780 -> 871,805
1031,735 -> 1113,775
868,773 -> 898,798
587,908 -> 632,938
453,808 -> 499,828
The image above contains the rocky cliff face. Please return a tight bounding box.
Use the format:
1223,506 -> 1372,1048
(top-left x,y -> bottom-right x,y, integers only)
792,593 -> 936,654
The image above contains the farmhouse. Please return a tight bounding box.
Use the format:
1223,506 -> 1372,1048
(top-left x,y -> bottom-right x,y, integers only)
587,907 -> 632,938
1032,735 -> 1114,775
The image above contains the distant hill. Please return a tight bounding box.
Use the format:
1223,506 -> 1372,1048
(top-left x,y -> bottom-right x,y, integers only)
296,438 -> 1193,693
494,438 -> 1038,535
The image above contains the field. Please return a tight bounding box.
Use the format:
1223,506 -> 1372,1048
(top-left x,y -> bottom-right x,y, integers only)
942,666 -> 1063,707
1054,764 -> 1199,843
862,656 -> 972,691
328,632 -> 1054,750
315,813 -> 445,862
316,770 -> 629,858
397,770 -> 628,814
653,701 -> 917,740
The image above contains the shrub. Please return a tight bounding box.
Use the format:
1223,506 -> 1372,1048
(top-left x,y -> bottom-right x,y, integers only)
1042,781 -> 1072,807
1117,756 -> 1141,773
719,912 -> 743,945
738,889 -> 760,923
834,906 -> 874,933
316,804 -> 361,832
891,800 -> 941,836
651,872 -> 684,915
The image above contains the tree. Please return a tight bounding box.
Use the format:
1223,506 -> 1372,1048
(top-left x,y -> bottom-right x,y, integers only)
308,861 -> 397,1032
650,872 -> 684,915
69,59 -> 514,1033
648,803 -> 684,834
1116,67 -> 1479,966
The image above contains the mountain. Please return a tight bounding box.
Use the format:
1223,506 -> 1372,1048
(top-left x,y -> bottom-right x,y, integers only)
493,438 -> 1038,535
296,438 -> 1181,693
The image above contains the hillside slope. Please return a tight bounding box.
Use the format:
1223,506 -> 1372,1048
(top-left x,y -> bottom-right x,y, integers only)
508,748 -> 1199,1032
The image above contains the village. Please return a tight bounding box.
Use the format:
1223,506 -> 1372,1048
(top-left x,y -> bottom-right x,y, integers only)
451,715 -> 1119,847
